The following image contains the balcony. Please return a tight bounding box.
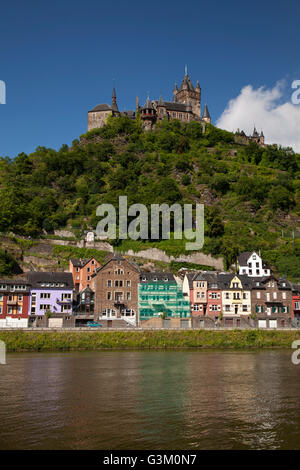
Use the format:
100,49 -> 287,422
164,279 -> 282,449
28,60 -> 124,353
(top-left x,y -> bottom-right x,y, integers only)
56,297 -> 72,305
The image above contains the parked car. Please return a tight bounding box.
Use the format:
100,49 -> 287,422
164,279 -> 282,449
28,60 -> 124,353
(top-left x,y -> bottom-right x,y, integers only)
87,321 -> 102,328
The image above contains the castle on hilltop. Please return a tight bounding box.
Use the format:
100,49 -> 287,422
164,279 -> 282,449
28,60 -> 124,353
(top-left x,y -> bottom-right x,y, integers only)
87,68 -> 211,131
234,126 -> 265,147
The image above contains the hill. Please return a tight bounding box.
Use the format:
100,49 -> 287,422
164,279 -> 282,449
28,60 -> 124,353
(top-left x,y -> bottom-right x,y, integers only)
0,116 -> 299,280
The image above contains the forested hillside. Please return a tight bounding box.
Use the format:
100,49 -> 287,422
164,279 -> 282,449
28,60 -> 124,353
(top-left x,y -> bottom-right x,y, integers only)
0,116 -> 299,279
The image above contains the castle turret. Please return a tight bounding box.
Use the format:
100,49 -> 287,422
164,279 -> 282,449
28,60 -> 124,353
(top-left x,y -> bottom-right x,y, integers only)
141,96 -> 156,130
111,87 -> 119,113
202,104 -> 211,123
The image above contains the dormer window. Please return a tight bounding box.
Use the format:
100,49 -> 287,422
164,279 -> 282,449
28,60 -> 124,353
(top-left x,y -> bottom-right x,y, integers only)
253,255 -> 256,260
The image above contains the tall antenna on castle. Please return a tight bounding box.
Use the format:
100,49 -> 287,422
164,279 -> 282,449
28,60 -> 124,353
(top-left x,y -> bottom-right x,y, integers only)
185,64 -> 188,75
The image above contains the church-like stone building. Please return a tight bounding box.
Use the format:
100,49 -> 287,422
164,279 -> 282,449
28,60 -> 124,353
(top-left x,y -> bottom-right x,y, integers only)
235,127 -> 265,147
87,69 -> 211,131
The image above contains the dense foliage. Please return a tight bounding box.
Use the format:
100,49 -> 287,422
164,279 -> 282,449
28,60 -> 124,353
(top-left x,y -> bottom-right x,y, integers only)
0,116 -> 299,278
1,329 -> 300,351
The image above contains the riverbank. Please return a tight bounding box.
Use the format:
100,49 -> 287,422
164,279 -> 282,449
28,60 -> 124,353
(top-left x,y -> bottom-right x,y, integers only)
0,329 -> 300,351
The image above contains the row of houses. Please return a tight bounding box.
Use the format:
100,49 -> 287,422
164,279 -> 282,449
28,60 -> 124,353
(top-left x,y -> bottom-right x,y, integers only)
0,252 -> 299,329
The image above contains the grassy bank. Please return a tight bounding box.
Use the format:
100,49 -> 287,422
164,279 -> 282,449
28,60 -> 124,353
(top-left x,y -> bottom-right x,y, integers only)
0,330 -> 300,351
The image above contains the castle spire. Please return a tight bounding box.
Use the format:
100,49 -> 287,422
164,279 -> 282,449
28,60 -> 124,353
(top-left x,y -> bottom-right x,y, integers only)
202,104 -> 211,123
112,87 -> 119,112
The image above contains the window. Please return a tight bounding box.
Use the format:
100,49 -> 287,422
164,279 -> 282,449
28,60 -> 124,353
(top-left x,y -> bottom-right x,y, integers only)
211,292 -> 217,299
91,260 -> 95,265
40,293 -> 50,299
126,280 -> 131,287
0,295 -> 3,301
126,292 -> 131,300
295,301 -> 300,310
107,292 -> 111,300
225,305 -> 230,311
40,304 -> 51,310
0,306 -> 2,314
249,270 -> 252,275
243,293 -> 247,299
107,280 -> 111,287
273,292 -> 277,299
8,307 -> 12,314
87,267 -> 90,273
257,292 -> 261,299
225,292 -> 230,299
87,276 -> 90,281
242,305 -> 248,312
193,305 -> 200,311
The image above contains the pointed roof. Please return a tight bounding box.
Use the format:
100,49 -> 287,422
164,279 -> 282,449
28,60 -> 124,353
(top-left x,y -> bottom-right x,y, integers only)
158,95 -> 165,106
202,104 -> 210,119
143,96 -> 154,109
179,68 -> 194,91
111,87 -> 119,112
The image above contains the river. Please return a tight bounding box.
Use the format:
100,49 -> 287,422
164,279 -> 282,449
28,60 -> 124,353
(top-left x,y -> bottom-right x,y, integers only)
0,350 -> 299,450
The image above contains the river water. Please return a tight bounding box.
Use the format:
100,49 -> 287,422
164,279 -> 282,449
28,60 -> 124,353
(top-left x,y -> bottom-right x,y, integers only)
0,350 -> 299,450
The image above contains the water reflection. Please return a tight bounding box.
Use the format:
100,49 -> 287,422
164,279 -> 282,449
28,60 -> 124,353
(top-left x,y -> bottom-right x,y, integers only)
0,350 -> 299,450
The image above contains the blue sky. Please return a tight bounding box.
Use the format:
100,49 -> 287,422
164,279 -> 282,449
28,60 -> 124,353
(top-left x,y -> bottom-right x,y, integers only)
0,0 -> 299,158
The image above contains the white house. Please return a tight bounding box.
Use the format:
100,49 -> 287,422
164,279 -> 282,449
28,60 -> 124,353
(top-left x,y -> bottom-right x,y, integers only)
238,251 -> 271,278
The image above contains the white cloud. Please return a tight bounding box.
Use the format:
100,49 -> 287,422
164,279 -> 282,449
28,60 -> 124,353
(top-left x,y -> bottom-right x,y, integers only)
216,81 -> 300,152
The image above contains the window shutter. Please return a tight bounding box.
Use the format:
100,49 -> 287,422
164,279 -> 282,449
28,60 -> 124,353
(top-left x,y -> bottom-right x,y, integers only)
255,305 -> 258,313
287,306 -> 289,313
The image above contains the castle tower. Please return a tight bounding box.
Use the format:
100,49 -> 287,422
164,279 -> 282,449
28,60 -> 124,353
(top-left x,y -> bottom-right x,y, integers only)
111,87 -> 119,113
260,130 -> 265,145
202,104 -> 211,124
175,67 -> 201,118
141,96 -> 156,130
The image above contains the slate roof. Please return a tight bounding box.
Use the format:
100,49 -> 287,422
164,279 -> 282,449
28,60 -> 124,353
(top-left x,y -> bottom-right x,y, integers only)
161,101 -> 191,112
88,104 -> 112,113
27,272 -> 74,289
93,253 -> 141,275
217,273 -> 253,290
140,272 -> 176,283
202,104 -> 210,119
70,258 -> 94,268
237,251 -> 253,265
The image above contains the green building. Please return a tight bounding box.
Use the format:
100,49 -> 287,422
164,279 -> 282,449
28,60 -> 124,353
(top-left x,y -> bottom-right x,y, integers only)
139,272 -> 191,321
